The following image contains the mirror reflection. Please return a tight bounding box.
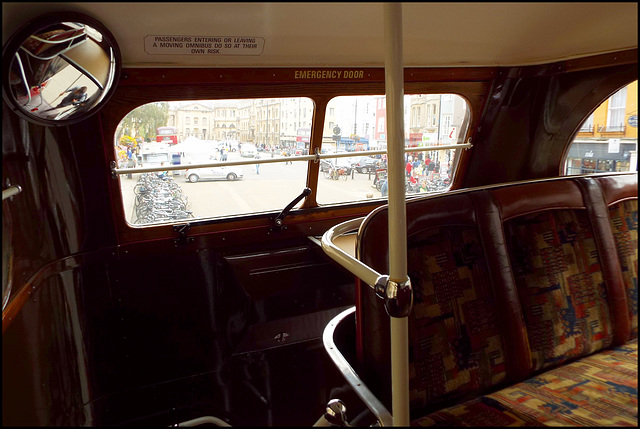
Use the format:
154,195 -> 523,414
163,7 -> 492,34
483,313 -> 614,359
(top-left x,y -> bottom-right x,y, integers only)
6,19 -> 117,123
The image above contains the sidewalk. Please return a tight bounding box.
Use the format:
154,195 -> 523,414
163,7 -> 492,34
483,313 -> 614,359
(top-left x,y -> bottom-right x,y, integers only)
118,173 -> 141,224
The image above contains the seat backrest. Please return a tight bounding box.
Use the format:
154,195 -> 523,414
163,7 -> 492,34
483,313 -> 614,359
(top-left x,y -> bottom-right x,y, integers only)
357,192 -> 515,415
355,173 -> 637,417
488,178 -> 615,373
591,174 -> 638,339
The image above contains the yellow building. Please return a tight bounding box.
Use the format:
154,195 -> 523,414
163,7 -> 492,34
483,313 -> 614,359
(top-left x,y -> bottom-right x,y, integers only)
566,80 -> 637,174
576,80 -> 637,139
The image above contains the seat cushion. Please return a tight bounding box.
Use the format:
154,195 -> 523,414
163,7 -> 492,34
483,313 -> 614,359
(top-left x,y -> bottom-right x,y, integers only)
412,339 -> 638,427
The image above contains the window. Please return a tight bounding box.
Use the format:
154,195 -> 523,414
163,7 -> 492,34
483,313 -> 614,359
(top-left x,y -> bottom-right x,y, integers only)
442,115 -> 452,134
564,81 -> 637,176
605,87 -> 627,132
316,94 -> 470,205
116,97 -> 314,226
580,114 -> 594,132
412,106 -> 421,127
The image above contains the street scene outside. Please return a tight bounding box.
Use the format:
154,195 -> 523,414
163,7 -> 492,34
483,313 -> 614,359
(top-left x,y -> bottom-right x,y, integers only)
115,82 -> 637,226
116,94 -> 461,225
119,148 -> 451,225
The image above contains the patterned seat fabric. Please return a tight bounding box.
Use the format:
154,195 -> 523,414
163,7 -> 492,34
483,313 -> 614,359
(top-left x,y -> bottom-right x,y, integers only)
607,200 -> 638,338
354,173 -> 637,426
406,227 -> 507,412
412,339 -> 638,427
505,209 -> 613,371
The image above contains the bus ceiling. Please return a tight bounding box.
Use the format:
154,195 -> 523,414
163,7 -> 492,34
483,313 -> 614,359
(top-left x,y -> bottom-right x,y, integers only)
2,3 -> 637,69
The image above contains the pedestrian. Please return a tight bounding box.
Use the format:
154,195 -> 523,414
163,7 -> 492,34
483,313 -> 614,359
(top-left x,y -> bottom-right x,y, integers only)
126,146 -> 134,179
380,179 -> 388,197
157,162 -> 168,179
44,86 -> 88,111
255,152 -> 260,174
426,158 -> 436,178
405,159 -> 413,178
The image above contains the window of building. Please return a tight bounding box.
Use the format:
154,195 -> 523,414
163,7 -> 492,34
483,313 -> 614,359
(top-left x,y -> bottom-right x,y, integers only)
442,115 -> 452,134
580,114 -> 594,132
563,80 -> 637,175
606,87 -> 627,132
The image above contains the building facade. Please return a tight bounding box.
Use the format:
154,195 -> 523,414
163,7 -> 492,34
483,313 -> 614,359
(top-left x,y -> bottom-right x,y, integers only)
565,80 -> 638,174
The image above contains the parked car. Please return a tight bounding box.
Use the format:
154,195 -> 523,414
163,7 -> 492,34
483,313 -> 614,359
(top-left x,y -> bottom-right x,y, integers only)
351,156 -> 380,173
184,166 -> 244,182
240,144 -> 257,157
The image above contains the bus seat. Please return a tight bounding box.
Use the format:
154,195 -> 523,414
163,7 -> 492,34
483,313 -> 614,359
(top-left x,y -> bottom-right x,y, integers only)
324,173 -> 637,426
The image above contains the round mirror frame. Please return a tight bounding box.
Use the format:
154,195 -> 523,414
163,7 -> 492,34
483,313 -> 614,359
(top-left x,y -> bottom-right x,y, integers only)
2,11 -> 121,127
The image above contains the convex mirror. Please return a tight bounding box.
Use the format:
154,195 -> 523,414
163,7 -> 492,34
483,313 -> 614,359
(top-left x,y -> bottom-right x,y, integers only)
2,12 -> 121,126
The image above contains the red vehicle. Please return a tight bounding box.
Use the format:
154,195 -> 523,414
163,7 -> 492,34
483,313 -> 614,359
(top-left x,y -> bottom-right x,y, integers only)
156,126 -> 178,145
296,127 -> 310,154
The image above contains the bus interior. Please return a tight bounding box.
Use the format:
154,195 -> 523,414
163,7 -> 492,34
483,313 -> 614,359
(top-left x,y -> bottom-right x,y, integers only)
2,2 -> 637,427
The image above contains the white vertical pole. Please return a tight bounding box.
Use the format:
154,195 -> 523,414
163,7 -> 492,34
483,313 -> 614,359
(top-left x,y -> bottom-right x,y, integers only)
383,3 -> 411,427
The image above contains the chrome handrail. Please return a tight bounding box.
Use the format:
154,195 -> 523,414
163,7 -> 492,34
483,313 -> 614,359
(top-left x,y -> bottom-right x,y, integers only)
111,143 -> 471,176
320,217 -> 380,287
322,306 -> 394,427
317,217 -> 413,318
171,416 -> 231,427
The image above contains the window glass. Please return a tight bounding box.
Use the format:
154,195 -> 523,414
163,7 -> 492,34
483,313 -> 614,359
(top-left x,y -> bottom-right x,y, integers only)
316,94 -> 470,204
116,98 -> 314,225
563,80 -> 637,175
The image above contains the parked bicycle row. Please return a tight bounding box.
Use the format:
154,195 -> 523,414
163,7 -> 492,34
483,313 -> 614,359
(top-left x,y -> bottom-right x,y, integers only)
133,173 -> 194,224
373,174 -> 451,196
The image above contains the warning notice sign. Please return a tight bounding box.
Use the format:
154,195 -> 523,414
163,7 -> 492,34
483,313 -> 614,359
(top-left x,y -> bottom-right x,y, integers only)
145,35 -> 264,55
